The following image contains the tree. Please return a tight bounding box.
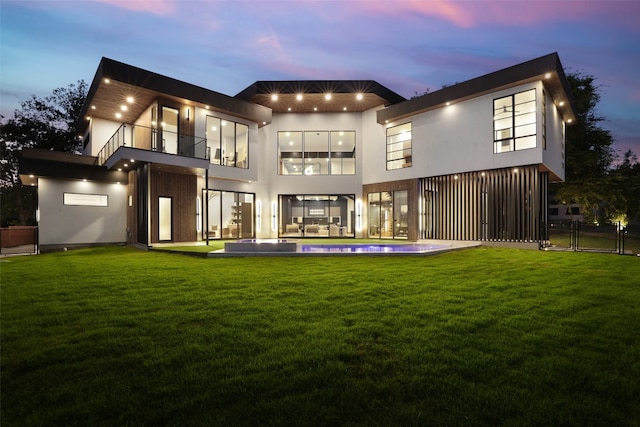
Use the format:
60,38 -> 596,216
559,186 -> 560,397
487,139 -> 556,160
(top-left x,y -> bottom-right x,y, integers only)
609,150 -> 640,224
552,73 -> 616,223
1,80 -> 87,226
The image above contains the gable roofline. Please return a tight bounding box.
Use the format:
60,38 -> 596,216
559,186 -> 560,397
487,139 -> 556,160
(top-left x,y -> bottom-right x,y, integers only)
377,52 -> 577,125
235,80 -> 406,113
77,57 -> 272,140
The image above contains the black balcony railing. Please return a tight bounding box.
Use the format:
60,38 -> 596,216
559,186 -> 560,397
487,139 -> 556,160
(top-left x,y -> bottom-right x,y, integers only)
97,123 -> 210,166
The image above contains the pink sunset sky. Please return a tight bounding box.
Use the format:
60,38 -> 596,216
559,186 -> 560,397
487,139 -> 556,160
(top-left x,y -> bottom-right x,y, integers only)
2,0 -> 639,157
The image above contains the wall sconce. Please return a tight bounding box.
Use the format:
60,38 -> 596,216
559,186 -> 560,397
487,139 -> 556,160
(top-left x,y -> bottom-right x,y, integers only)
195,196 -> 201,232
256,200 -> 262,232
271,201 -> 278,232
355,199 -> 363,232
186,107 -> 190,121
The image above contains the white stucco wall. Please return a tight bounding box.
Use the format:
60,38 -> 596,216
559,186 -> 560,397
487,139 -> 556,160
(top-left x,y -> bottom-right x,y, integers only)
85,118 -> 123,157
543,95 -> 566,181
38,178 -> 127,247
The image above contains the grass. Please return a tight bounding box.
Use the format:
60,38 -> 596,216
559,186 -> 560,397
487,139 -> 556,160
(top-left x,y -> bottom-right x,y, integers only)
1,246 -> 639,426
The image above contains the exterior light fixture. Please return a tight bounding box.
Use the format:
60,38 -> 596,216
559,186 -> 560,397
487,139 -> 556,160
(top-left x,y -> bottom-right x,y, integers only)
91,105 -> 96,110
120,105 -> 128,111
558,101 -> 565,106
186,107 -> 190,121
124,163 -> 128,167
296,94 -> 303,101
271,94 -> 278,101
324,93 -> 332,101
343,107 -> 347,111
104,78 -> 110,83
544,72 -> 551,79
288,107 -> 292,111
115,112 -> 122,119
126,96 -> 134,104
356,93 -> 363,100
313,107 -> 318,111
271,201 -> 278,232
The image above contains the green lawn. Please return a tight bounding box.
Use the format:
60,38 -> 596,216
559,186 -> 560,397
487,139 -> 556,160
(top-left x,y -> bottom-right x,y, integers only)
2,246 -> 639,426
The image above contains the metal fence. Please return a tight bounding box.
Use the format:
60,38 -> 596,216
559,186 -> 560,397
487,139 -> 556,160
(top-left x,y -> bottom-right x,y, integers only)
0,226 -> 38,255
547,220 -> 639,255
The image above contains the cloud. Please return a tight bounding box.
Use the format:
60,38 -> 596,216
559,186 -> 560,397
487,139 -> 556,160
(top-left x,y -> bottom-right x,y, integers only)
95,0 -> 177,16
353,0 -> 640,29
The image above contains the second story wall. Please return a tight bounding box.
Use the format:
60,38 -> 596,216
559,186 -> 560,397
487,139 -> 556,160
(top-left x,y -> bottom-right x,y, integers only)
363,81 -> 556,184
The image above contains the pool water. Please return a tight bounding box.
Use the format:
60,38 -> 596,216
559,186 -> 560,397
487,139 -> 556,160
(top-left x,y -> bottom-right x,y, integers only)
300,244 -> 449,253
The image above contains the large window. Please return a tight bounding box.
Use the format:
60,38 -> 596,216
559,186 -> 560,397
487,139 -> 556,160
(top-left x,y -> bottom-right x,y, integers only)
278,131 -> 355,175
367,190 -> 408,239
279,195 -> 355,237
386,123 -> 412,170
206,116 -> 249,168
203,190 -> 254,239
493,89 -> 536,153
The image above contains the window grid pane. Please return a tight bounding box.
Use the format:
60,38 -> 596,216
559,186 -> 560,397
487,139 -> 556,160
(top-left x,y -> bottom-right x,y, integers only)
493,89 -> 536,153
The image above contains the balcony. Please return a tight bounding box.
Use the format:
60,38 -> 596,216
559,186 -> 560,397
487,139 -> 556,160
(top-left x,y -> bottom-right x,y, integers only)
97,123 -> 211,171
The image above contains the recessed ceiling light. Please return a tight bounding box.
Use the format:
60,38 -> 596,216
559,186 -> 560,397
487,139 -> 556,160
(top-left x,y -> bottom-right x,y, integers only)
545,72 -> 551,79
124,163 -> 128,167
567,119 -> 573,123
91,105 -> 96,110
446,102 -> 451,106
343,107 -> 347,111
296,94 -> 303,101
356,93 -> 363,100
271,94 -> 278,101
118,168 -> 122,171
558,101 -> 565,106
115,113 -> 122,119
313,107 -> 318,111
29,174 -> 34,178
288,107 -> 292,111
126,96 -> 134,104
324,93 -> 332,101
120,105 -> 128,111
206,105 -> 210,110
130,159 -> 135,162
104,78 -> 110,83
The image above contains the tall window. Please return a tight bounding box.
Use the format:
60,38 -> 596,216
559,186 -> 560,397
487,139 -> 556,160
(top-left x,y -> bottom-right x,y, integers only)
278,131 -> 355,175
206,115 -> 249,168
278,195 -> 355,238
493,89 -> 536,153
386,123 -> 412,170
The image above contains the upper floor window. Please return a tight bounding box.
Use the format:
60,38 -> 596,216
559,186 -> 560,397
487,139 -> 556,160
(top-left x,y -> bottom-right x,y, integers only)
493,89 -> 536,153
386,123 -> 412,170
206,115 -> 249,168
278,130 -> 355,175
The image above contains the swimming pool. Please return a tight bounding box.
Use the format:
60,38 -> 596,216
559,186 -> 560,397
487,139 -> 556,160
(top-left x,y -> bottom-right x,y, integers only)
300,243 -> 450,253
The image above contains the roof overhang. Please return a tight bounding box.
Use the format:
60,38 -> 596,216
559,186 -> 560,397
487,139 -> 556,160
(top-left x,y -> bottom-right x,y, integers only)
235,80 -> 406,113
19,149 -> 128,186
77,57 -> 272,142
377,52 -> 577,125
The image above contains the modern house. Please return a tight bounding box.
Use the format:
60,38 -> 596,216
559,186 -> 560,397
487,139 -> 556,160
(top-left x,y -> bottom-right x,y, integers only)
19,52 -> 576,251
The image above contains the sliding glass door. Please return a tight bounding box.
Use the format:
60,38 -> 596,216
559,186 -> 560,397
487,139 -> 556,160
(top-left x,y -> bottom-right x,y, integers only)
368,190 -> 408,239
